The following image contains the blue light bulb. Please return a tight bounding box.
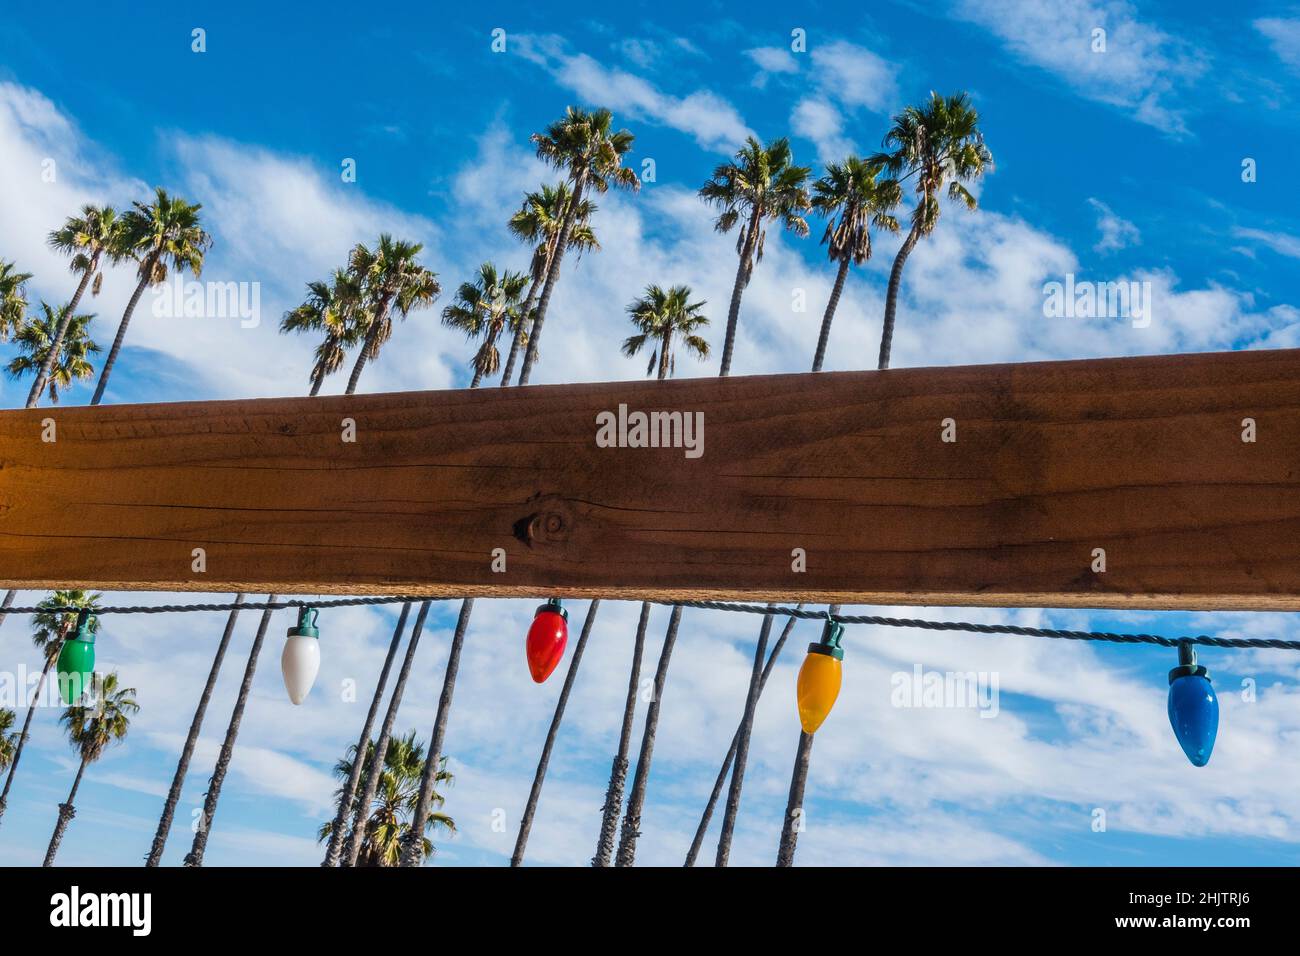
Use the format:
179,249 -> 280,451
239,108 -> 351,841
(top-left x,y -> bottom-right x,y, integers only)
1167,643 -> 1218,767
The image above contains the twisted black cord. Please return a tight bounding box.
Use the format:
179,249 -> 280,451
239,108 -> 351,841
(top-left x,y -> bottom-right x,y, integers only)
669,599 -> 1300,651
0,592 -> 1294,651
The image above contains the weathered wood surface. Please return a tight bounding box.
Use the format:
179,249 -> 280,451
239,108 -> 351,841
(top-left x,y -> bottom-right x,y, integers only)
1,348 -> 1298,609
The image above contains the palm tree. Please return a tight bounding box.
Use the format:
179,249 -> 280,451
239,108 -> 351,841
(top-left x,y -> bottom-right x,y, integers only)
621,285 -> 710,379
593,603 -> 650,866
698,136 -> 811,376
399,598 -> 474,867
319,730 -> 454,866
91,187 -> 211,405
0,259 -> 32,341
320,603 -> 410,867
0,591 -> 100,826
684,607 -> 804,865
43,671 -> 138,866
500,183 -> 599,386
340,601 -> 432,866
441,262 -> 530,387
509,600 -> 601,866
183,599 -> 279,866
343,234 -> 440,394
7,303 -> 99,404
808,158 -> 901,372
281,269 -> 365,396
0,710 -> 18,772
29,205 -> 125,406
145,594 -> 246,866
615,605 -> 683,866
871,91 -> 992,370
517,107 -> 639,386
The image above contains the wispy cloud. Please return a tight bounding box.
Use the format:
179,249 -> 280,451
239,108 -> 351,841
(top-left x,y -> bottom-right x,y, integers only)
950,0 -> 1207,134
1232,226 -> 1300,260
1087,197 -> 1140,253
1255,17 -> 1300,72
512,34 -> 752,152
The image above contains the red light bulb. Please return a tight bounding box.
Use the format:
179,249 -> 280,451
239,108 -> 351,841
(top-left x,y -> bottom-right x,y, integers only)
526,599 -> 568,683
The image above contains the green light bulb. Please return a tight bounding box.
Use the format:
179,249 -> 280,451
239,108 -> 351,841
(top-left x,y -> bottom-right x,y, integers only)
55,612 -> 95,706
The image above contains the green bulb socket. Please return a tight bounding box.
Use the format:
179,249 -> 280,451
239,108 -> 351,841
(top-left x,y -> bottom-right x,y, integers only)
808,619 -> 845,660
288,606 -> 320,639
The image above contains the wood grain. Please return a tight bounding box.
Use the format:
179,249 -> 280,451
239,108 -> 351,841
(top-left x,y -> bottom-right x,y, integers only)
1,348 -> 1298,610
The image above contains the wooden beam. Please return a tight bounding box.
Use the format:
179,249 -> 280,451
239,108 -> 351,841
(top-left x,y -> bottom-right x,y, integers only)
1,348 -> 1299,610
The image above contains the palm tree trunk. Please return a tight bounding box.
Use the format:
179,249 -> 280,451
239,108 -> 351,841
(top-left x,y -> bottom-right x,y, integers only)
342,601 -> 430,867
812,257 -> 851,373
28,265 -> 94,407
517,174 -> 586,386
500,262 -> 544,387
682,609 -> 801,865
776,731 -> 814,866
42,757 -> 87,867
469,368 -> 484,389
879,225 -> 920,371
0,646 -> 58,825
399,597 -> 474,867
614,604 -> 683,867
320,602 -> 410,866
91,259 -> 156,406
511,599 -> 600,866
592,601 -> 650,867
344,297 -> 392,395
714,608 -> 774,866
718,208 -> 761,377
309,369 -> 325,397
183,598 -> 278,867
0,588 -> 15,635
146,595 -> 246,866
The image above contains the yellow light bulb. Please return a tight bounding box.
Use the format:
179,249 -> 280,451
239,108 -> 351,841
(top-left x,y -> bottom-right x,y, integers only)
797,633 -> 843,734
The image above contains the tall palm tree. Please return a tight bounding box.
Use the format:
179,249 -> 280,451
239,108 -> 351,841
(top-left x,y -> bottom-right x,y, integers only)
340,601 -> 432,866
775,604 -> 839,867
808,158 -> 901,372
698,136 -> 811,376
43,671 -> 138,866
591,291 -> 706,866
183,599 -> 279,866
500,183 -> 599,387
281,269 -> 365,396
0,710 -> 18,772
0,591 -> 100,826
517,107 -> 639,386
29,205 -> 125,406
441,262 -> 530,387
399,598 -> 474,867
91,187 -> 211,405
684,607 -> 804,865
0,259 -> 32,341
319,731 -> 454,866
7,303 -> 100,404
145,594 -> 246,866
871,91 -> 992,370
343,234 -> 440,394
615,605 -> 683,866
621,284 -> 710,379
593,603 -> 649,867
511,600 -> 601,866
321,603 -> 410,867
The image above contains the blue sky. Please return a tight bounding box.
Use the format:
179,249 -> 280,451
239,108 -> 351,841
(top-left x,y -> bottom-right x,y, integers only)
1,0 -> 1299,866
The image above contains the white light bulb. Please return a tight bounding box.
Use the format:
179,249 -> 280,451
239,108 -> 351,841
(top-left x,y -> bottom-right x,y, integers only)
281,635 -> 320,705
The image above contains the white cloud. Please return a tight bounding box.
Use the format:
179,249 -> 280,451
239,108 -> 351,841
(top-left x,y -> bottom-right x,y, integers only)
1087,197 -> 1141,253
951,0 -> 1207,134
513,35 -> 753,152
1233,226 -> 1300,260
745,46 -> 800,87
1255,17 -> 1300,72
789,40 -> 900,162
